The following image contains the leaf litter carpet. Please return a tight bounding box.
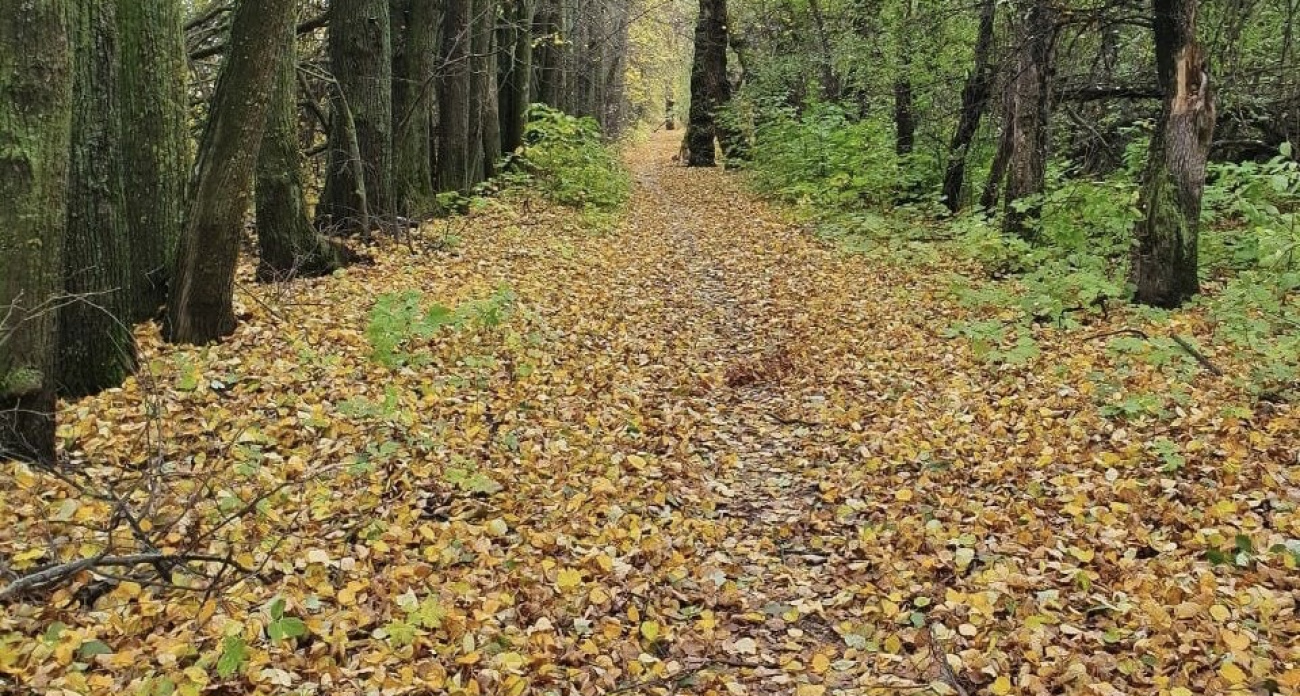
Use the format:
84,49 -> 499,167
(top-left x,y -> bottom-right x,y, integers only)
2,131 -> 1298,695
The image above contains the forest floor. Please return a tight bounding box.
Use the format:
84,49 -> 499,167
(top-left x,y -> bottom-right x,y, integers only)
2,131 -> 1299,696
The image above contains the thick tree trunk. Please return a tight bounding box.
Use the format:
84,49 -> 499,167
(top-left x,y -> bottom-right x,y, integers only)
117,0 -> 188,321
438,0 -> 473,193
1131,0 -> 1215,307
1000,1 -> 1057,240
942,0 -> 995,213
0,1 -> 74,464
318,0 -> 394,233
165,0 -> 294,345
499,0 -> 537,154
687,0 -> 731,167
58,0 -> 137,398
392,0 -> 440,216
255,11 -> 347,282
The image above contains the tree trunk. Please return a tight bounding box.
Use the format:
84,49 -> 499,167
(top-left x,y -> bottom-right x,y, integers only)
392,0 -> 440,217
1000,1 -> 1057,240
255,9 -> 347,282
438,0 -> 473,193
58,0 -> 137,398
318,0 -> 394,233
499,0 -> 537,154
941,0 -> 995,213
1130,0 -> 1215,307
687,0 -> 731,167
808,0 -> 839,101
165,0 -> 294,345
531,0 -> 567,108
0,0 -> 74,464
474,0 -> 502,181
117,0 -> 188,321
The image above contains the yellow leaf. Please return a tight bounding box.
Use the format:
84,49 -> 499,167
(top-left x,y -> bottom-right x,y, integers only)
640,620 -> 660,642
990,675 -> 1012,695
1068,546 -> 1095,563
556,568 -> 583,591
1209,604 -> 1231,622
1170,688 -> 1193,696
883,634 -> 902,654
796,685 -> 825,696
1218,662 -> 1246,684
895,489 -> 913,502
811,653 -> 830,674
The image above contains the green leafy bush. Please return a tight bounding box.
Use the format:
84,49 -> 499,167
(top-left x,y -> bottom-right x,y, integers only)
515,104 -> 630,212
366,286 -> 517,367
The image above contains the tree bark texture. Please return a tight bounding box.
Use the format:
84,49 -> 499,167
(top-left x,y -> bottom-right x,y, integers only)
499,0 -> 537,154
0,0 -> 74,464
318,0 -> 394,233
1000,1 -> 1057,240
1131,0 -> 1215,307
687,0 -> 731,166
392,0 -> 440,216
58,0 -> 138,398
117,0 -> 188,321
165,0 -> 294,345
438,0 -> 473,193
941,0 -> 995,213
255,11 -> 347,282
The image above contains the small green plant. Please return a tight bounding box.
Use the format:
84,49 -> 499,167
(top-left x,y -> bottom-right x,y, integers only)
365,286 -> 517,366
266,597 -> 307,644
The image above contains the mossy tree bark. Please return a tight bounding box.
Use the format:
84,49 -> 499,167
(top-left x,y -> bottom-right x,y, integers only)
1131,0 -> 1215,307
438,0 -> 474,193
499,0 -> 537,155
165,0 -> 294,345
58,0 -> 138,398
0,0 -> 74,464
117,0 -> 188,321
255,11 -> 348,283
392,0 -> 440,217
318,0 -> 394,234
687,0 -> 732,167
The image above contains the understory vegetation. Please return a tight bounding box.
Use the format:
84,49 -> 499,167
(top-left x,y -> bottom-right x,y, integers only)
736,105 -> 1299,408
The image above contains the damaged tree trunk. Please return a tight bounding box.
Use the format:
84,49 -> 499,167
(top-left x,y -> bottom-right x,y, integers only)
687,0 -> 732,166
1130,0 -> 1215,307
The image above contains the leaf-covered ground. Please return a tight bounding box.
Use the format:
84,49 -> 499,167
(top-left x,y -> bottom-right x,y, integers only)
3,132 -> 1299,695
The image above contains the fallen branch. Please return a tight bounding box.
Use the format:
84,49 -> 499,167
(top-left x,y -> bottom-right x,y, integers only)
0,552 -> 252,602
1083,328 -> 1225,376
926,623 -> 970,696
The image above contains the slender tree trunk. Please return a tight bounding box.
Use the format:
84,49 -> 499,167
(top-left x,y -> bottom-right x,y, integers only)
318,0 -> 394,233
500,0 -> 537,154
438,0 -> 473,193
393,0 -> 440,216
475,0 -> 502,181
1001,1 -> 1057,240
255,10 -> 347,282
942,0 -> 996,213
165,0 -> 294,345
808,0 -> 839,100
687,0 -> 731,166
531,0 -> 566,108
58,0 -> 137,398
0,0 -> 74,464
1131,0 -> 1215,307
117,0 -> 188,321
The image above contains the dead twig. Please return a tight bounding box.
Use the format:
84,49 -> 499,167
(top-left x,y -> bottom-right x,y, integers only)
0,552 -> 252,602
1083,328 -> 1225,376
926,623 -> 970,696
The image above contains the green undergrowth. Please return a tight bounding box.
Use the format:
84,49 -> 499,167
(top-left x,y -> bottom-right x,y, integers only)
737,104 -> 1300,409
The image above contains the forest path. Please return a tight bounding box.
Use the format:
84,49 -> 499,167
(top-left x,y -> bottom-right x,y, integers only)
590,131 -> 975,692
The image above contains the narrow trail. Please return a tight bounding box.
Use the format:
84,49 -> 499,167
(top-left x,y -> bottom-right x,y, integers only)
7,130 -> 1297,695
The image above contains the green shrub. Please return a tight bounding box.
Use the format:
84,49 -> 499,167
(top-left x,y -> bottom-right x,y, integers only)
515,104 -> 630,212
